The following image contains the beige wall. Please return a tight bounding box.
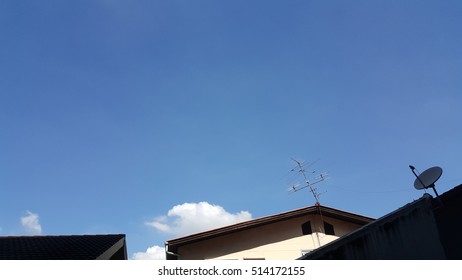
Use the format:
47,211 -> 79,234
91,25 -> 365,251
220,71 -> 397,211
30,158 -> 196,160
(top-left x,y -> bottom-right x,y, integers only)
176,214 -> 364,260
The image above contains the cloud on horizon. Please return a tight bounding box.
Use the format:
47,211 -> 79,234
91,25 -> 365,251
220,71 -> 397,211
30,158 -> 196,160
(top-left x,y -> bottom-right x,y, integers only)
132,245 -> 166,260
145,201 -> 252,236
21,211 -> 42,235
132,202 -> 252,260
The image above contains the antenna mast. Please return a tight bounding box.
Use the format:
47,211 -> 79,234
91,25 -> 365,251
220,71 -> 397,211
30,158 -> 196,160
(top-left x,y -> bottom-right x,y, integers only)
289,158 -> 328,205
288,158 -> 329,249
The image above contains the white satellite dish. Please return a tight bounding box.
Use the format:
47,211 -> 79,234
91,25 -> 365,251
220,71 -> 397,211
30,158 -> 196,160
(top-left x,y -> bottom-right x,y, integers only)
409,165 -> 442,196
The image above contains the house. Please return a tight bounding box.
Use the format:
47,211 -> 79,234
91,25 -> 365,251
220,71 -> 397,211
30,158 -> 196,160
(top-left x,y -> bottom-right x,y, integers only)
300,184 -> 462,260
165,205 -> 375,260
0,234 -> 127,260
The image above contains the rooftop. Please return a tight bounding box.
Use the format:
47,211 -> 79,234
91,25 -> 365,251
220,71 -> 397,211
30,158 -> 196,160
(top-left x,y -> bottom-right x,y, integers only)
166,204 -> 375,258
0,234 -> 127,260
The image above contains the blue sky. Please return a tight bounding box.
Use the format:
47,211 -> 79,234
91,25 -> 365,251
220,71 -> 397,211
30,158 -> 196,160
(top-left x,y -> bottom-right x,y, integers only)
1,0 -> 461,259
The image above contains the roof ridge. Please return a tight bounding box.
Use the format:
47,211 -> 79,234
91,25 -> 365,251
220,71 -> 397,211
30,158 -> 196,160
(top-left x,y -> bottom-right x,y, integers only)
166,205 -> 375,246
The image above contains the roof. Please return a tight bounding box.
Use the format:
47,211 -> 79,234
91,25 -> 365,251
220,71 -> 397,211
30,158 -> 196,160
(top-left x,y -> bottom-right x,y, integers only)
0,234 -> 127,260
166,205 -> 374,253
299,184 -> 462,260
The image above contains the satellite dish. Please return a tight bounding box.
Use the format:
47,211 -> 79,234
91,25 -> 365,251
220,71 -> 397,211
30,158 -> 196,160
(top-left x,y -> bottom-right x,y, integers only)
413,166 -> 443,190
409,165 -> 442,197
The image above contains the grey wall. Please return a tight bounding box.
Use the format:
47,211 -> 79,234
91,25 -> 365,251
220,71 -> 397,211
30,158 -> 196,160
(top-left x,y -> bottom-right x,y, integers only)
302,195 -> 448,259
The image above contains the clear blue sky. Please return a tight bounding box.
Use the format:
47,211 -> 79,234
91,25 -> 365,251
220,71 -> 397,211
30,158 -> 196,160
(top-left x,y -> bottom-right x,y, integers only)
1,0 -> 461,259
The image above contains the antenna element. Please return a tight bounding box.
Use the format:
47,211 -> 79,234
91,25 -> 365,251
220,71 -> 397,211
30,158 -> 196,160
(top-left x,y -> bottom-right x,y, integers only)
289,158 -> 328,205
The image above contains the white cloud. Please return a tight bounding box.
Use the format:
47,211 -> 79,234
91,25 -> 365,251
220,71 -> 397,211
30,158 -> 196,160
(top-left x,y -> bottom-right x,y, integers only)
148,220 -> 171,233
21,211 -> 42,235
132,245 -> 166,260
146,202 -> 252,237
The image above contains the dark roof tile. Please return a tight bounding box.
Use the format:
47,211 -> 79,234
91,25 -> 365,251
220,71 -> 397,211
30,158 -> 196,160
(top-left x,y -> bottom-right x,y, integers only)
0,234 -> 126,260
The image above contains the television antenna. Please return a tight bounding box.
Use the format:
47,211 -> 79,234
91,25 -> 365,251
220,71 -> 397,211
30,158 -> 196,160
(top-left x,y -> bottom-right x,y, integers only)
409,165 -> 443,197
288,158 -> 328,205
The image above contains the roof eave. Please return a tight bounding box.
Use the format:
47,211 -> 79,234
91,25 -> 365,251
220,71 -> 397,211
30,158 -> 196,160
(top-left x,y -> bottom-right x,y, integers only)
166,205 -> 374,249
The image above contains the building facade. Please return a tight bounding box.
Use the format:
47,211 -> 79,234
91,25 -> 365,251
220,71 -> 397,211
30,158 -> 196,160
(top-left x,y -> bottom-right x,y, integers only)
165,205 -> 374,260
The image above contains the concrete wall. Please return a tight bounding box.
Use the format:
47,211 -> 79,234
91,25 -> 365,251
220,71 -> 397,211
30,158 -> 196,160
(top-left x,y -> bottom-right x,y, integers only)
432,185 -> 462,259
303,195 -> 447,259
